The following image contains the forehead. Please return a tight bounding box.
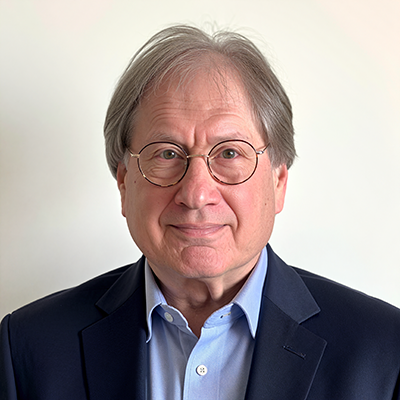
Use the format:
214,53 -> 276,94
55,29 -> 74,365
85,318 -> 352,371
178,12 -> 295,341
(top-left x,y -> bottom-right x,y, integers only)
132,67 -> 262,146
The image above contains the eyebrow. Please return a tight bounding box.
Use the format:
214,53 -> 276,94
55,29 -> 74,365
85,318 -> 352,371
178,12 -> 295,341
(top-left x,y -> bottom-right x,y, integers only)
147,131 -> 252,145
147,132 -> 179,142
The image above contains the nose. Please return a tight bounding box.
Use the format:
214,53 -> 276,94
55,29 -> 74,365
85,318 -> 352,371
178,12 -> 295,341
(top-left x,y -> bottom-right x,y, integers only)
174,156 -> 222,209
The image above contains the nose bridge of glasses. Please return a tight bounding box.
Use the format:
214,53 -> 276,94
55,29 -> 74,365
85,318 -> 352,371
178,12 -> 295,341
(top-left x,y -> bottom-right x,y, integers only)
186,153 -> 210,171
184,154 -> 213,180
186,153 -> 209,162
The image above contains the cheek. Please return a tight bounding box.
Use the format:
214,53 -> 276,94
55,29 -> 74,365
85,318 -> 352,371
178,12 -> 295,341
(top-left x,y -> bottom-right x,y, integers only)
126,185 -> 152,224
124,181 -> 173,237
124,188 -> 157,254
233,175 -> 276,232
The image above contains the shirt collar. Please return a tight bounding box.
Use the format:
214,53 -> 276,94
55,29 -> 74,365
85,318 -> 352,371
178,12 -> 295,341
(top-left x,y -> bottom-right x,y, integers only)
231,247 -> 268,337
145,247 -> 268,341
145,262 -> 166,342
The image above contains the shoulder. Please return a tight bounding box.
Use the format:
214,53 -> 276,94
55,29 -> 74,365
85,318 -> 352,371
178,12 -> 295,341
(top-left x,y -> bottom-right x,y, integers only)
292,266 -> 400,341
0,260 -> 146,398
295,266 -> 400,315
281,266 -> 400,398
3,260 -> 142,335
267,245 -> 400,339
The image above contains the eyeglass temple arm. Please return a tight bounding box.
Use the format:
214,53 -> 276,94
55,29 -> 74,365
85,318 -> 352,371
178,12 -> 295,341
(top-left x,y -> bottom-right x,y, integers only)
256,143 -> 270,155
128,150 -> 140,158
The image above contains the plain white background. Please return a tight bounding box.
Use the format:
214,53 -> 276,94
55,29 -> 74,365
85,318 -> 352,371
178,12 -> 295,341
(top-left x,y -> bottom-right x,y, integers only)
1,0 -> 399,319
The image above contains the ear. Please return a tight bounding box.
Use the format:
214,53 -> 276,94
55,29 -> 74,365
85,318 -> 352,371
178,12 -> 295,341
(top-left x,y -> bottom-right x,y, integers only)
117,162 -> 128,217
273,164 -> 288,215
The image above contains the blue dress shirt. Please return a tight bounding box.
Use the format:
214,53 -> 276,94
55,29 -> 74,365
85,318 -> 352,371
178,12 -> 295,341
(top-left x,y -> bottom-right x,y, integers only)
145,248 -> 268,400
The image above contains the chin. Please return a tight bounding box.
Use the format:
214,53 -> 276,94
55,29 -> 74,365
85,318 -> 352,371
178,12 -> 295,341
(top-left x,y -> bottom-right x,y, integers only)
177,248 -> 234,278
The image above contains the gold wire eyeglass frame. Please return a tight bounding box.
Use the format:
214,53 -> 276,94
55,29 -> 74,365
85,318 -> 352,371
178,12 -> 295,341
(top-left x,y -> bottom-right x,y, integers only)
128,139 -> 270,187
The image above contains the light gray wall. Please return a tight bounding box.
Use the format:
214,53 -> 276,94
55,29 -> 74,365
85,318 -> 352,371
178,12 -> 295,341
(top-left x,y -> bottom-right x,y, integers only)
1,0 -> 399,318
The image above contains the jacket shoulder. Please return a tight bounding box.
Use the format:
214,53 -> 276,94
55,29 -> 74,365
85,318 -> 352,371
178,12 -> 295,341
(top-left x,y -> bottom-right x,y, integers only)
292,266 -> 400,338
295,266 -> 400,311
4,261 -> 141,334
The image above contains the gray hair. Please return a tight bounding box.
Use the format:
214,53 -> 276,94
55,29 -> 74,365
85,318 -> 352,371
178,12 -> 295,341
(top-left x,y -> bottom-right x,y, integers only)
104,24 -> 296,179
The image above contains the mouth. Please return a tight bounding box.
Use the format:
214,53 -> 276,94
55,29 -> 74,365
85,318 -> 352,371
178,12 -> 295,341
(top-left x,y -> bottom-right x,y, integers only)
170,223 -> 226,238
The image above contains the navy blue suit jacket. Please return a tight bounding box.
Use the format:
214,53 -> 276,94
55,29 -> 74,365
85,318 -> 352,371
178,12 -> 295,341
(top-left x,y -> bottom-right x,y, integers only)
1,245 -> 400,399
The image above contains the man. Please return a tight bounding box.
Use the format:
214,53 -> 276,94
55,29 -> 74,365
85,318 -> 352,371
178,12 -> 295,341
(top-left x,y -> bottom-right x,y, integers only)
1,25 -> 399,400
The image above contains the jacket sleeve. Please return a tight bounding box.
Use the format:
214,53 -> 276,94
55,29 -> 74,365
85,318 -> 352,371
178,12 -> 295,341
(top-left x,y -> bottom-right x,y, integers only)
0,314 -> 18,400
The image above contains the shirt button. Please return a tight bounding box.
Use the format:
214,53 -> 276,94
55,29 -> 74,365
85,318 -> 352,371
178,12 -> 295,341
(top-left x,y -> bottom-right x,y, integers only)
196,365 -> 208,376
164,312 -> 174,323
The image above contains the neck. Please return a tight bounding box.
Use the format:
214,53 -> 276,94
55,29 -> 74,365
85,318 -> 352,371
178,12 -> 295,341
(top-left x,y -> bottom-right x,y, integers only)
154,270 -> 251,337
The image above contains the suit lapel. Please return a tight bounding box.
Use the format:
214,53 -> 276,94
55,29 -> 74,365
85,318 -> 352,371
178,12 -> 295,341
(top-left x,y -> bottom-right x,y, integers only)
245,246 -> 327,400
81,258 -> 148,400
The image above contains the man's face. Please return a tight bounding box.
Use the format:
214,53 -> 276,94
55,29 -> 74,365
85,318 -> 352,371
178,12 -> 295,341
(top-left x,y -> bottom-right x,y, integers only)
117,69 -> 288,288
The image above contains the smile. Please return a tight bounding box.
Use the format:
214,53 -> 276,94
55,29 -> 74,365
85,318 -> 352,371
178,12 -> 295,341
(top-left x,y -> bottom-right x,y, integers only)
170,223 -> 226,238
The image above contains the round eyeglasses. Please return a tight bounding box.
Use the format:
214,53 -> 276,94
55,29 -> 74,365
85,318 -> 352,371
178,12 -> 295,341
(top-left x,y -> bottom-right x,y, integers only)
128,139 -> 269,187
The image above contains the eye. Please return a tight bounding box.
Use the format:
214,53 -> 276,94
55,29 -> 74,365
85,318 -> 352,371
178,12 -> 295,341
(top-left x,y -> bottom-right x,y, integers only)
221,149 -> 238,159
160,149 -> 178,160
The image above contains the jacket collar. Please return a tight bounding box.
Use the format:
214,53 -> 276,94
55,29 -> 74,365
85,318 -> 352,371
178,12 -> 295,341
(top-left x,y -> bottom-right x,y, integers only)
244,245 -> 327,400
264,245 -> 321,323
81,257 -> 148,400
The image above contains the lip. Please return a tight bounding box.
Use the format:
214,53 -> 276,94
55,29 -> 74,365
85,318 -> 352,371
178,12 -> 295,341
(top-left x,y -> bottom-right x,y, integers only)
170,223 -> 226,237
